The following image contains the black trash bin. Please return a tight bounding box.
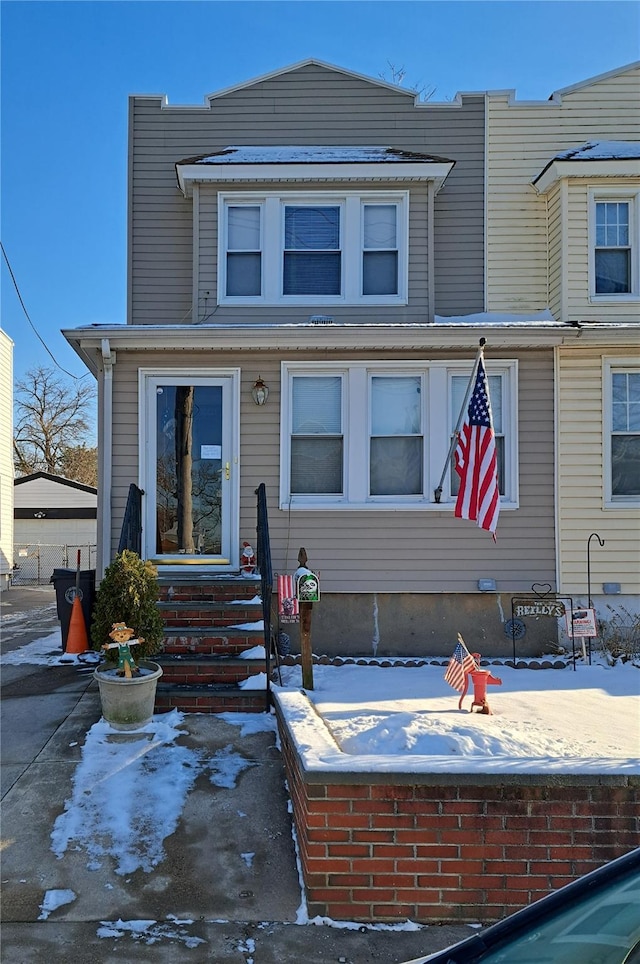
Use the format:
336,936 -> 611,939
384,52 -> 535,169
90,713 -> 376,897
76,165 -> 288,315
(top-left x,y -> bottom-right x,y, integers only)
50,568 -> 96,652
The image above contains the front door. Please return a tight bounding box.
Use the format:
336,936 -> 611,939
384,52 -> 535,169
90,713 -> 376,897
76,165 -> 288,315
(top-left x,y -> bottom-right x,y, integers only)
141,371 -> 239,569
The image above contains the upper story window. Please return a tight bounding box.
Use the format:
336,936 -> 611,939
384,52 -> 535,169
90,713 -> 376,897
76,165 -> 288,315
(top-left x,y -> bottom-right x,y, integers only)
220,192 -> 408,306
590,189 -> 640,301
280,361 -> 518,510
604,361 -> 640,506
595,202 -> 630,294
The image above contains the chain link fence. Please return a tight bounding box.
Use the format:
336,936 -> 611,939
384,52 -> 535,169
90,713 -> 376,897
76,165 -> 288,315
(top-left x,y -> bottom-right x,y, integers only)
12,544 -> 97,585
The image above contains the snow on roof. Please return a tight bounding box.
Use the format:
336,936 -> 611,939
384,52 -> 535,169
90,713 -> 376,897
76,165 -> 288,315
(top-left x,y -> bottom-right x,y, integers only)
434,309 -> 557,325
552,141 -> 640,161
179,145 -> 453,166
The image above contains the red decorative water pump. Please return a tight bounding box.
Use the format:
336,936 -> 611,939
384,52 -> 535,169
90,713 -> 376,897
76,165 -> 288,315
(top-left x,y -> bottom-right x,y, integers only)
459,653 -> 502,714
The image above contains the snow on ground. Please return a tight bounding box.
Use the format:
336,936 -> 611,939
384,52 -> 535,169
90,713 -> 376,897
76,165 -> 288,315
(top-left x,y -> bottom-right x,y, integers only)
4,626 -> 639,896
274,661 -> 640,774
51,709 -> 276,875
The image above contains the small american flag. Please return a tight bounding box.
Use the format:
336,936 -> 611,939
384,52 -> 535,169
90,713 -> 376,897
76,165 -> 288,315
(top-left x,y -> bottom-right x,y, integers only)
454,356 -> 500,538
444,637 -> 477,693
277,574 -> 299,624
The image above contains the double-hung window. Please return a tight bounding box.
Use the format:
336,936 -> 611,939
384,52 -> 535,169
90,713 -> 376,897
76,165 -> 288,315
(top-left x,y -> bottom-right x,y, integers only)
605,362 -> 640,504
590,190 -> 639,299
281,361 -> 518,509
283,206 -> 341,295
220,192 -> 407,305
450,372 -> 506,497
226,205 -> 261,297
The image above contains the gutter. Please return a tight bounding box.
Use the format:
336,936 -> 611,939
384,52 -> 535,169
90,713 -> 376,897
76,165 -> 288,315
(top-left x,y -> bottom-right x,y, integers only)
62,322 -> 593,361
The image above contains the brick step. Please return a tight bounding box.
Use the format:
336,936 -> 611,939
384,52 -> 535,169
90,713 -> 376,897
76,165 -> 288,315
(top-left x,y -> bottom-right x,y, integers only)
157,575 -> 261,604
155,682 -> 268,714
162,627 -> 265,656
156,655 -> 266,686
159,601 -> 262,627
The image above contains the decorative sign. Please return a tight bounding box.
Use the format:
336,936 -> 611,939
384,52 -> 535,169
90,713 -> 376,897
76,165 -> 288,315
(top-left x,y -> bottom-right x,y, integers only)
296,572 -> 320,603
566,609 -> 598,638
514,601 -> 565,618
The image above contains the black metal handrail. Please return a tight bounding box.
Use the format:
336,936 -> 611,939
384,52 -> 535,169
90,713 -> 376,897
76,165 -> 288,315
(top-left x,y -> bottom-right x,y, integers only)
117,484 -> 144,555
255,483 -> 273,709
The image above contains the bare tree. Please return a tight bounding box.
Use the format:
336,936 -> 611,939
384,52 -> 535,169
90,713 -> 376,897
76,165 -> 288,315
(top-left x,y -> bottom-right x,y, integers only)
380,61 -> 436,102
14,366 -> 96,481
59,444 -> 98,487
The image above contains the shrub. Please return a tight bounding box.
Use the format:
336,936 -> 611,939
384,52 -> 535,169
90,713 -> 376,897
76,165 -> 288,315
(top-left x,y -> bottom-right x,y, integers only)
596,604 -> 640,665
91,550 -> 164,662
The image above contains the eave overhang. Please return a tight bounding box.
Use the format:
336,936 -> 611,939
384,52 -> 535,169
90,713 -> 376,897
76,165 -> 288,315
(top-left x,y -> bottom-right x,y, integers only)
175,146 -> 455,197
533,158 -> 640,194
60,321 -> 631,378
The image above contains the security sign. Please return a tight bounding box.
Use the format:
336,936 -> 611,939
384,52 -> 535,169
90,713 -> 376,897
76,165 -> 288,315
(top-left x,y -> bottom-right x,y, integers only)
296,572 -> 320,603
566,608 -> 598,638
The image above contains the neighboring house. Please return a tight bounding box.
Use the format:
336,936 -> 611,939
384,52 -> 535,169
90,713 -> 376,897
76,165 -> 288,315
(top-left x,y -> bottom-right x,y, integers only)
485,62 -> 640,625
14,471 -> 97,556
0,328 -> 13,590
63,60 -> 636,656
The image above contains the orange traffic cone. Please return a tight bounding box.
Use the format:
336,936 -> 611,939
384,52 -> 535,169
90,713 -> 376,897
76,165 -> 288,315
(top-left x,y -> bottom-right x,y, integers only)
65,596 -> 89,654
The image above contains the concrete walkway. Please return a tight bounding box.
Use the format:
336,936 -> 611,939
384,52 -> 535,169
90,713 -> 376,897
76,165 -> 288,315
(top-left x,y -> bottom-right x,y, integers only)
0,584 -> 470,963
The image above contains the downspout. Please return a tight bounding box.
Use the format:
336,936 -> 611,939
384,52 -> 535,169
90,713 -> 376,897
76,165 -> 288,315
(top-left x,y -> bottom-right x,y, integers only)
100,338 -> 115,579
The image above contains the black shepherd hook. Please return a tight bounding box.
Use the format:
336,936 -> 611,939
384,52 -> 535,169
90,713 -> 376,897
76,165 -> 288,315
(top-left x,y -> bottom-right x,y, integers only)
587,533 -> 605,608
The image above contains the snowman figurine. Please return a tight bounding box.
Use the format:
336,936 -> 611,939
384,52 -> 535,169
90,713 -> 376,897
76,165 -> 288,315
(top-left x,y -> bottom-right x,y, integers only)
240,542 -> 256,577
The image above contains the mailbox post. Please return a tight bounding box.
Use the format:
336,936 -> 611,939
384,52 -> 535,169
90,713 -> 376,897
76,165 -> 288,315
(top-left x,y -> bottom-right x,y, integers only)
295,548 -> 319,690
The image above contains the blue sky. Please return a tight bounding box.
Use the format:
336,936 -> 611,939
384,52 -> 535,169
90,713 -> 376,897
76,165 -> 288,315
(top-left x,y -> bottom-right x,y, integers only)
2,0 -> 639,388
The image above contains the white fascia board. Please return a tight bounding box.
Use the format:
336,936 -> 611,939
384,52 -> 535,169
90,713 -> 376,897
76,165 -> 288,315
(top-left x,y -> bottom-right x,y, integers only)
533,159 -> 640,194
63,324 -> 584,366
176,162 -> 454,196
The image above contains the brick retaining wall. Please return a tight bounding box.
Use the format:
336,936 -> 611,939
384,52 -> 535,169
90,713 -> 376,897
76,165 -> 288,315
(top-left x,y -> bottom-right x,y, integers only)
274,696 -> 639,923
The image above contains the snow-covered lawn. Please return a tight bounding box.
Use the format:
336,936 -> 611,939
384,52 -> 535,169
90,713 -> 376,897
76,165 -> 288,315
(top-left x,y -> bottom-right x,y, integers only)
274,660 -> 640,774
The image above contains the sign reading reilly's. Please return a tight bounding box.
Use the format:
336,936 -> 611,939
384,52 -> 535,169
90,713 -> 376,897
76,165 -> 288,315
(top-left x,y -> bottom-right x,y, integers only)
513,600 -> 566,618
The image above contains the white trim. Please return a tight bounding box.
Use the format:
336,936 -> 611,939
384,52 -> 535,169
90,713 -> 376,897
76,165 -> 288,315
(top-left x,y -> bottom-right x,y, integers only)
533,159 -> 640,195
178,162 -> 453,196
218,190 -> 409,307
602,357 -> 640,509
137,367 -> 241,567
192,185 -> 200,323
561,179 -> 569,324
279,359 -> 518,511
588,188 -> 640,302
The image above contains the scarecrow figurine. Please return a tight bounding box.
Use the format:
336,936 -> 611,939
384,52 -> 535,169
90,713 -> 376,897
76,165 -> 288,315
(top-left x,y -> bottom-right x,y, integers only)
102,621 -> 145,678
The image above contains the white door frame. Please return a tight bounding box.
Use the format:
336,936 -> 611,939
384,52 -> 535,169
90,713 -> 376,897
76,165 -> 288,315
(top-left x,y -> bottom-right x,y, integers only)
138,367 -> 241,570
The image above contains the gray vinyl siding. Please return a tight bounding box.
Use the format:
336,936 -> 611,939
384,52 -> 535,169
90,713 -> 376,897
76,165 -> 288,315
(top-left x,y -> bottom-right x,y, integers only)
128,63 -> 484,326
109,348 -> 554,593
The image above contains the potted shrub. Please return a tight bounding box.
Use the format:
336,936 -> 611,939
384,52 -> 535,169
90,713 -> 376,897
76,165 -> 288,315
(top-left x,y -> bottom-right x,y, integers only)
91,550 -> 165,730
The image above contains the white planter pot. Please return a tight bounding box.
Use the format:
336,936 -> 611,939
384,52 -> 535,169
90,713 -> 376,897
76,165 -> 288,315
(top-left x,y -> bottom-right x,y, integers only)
94,659 -> 163,731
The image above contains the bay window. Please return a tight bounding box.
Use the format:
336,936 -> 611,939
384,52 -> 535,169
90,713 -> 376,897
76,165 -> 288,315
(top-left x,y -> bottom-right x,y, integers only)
220,191 -> 407,305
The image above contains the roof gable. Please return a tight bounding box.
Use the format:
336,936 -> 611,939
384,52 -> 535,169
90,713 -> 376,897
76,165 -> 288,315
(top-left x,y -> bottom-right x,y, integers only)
205,59 -> 417,104
551,60 -> 640,100
14,471 -> 97,495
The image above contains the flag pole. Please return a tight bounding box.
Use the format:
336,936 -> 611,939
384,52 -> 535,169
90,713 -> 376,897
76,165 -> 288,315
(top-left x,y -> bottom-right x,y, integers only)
434,337 -> 486,503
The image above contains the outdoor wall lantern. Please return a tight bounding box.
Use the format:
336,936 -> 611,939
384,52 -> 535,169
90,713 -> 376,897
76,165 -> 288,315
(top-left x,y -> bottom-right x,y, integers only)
251,376 -> 269,406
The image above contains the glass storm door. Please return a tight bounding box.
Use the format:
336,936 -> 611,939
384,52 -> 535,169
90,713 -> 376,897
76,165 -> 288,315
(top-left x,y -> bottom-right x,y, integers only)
144,375 -> 237,567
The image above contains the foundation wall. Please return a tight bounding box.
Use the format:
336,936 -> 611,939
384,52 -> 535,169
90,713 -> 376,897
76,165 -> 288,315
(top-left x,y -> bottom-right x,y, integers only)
276,702 -> 639,923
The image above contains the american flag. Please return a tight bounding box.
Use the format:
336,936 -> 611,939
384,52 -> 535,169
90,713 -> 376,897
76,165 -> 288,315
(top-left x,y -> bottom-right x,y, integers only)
454,356 -> 500,538
444,638 -> 477,693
